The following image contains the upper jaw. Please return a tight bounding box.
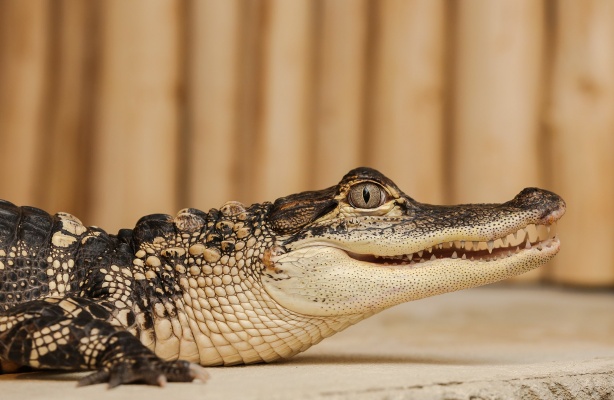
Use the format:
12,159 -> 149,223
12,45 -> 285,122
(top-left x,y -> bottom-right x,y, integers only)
345,220 -> 561,268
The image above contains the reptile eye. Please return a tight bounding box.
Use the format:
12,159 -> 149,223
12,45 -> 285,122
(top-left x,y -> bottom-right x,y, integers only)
348,183 -> 387,209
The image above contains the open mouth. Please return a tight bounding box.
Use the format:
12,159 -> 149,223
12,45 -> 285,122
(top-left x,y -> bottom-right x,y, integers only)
347,222 -> 559,266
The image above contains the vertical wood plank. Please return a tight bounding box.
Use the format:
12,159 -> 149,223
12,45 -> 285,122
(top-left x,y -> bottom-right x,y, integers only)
89,0 -> 182,232
547,0 -> 614,286
235,1 -> 263,205
186,0 -> 242,210
0,1 -> 49,206
313,0 -> 368,188
452,0 -> 545,282
36,0 -> 96,217
452,0 -> 545,203
367,0 -> 446,204
249,0 -> 315,203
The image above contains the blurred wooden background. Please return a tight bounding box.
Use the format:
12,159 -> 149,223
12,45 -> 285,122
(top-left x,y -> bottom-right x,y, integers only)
0,0 -> 612,287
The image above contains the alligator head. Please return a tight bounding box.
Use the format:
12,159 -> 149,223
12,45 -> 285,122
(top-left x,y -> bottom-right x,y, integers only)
262,167 -> 565,317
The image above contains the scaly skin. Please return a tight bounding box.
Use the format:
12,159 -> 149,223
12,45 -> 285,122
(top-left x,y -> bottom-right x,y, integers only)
0,167 -> 565,387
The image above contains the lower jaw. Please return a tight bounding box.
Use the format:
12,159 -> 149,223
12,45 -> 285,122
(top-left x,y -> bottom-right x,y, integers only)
389,241 -> 561,302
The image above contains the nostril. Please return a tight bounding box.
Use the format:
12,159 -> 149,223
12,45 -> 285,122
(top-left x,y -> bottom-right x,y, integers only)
515,188 -> 560,202
509,188 -> 566,218
516,187 -> 545,201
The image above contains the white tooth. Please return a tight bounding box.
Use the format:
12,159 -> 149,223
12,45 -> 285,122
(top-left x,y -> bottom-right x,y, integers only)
410,260 -> 415,265
501,236 -> 508,246
525,238 -> 532,249
426,247 -> 433,253
437,243 -> 443,249
451,251 -> 458,259
527,224 -> 538,243
516,246 -> 520,253
537,225 -> 549,241
461,253 -> 467,260
454,241 -> 462,249
430,254 -> 436,261
473,241 -> 480,250
417,251 -> 423,257
515,229 -> 526,244
407,253 -> 414,261
549,222 -> 557,238
420,258 -> 426,263
487,240 -> 494,253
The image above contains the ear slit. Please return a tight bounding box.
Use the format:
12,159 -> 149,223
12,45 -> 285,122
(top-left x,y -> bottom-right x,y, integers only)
312,200 -> 338,222
267,187 -> 338,235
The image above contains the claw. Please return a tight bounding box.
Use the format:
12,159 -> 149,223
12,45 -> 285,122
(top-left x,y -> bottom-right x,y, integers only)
188,363 -> 210,383
108,377 -> 122,389
76,359 -> 208,388
108,365 -> 127,389
77,370 -> 110,387
156,374 -> 168,387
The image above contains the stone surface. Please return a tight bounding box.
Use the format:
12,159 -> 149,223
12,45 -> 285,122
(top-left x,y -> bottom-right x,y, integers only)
2,286 -> 613,399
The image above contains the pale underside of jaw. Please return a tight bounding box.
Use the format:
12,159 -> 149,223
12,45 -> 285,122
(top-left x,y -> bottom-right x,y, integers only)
347,222 -> 559,267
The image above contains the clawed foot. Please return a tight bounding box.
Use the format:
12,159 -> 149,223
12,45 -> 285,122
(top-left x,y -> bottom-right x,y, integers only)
77,357 -> 209,388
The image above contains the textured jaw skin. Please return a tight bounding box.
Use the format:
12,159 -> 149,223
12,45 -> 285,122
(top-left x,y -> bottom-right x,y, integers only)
264,238 -> 560,317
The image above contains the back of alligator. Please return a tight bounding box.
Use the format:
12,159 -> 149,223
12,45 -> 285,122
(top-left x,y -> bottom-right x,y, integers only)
0,200 -> 127,311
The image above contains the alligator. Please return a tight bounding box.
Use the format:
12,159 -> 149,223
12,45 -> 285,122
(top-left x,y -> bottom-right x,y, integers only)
0,167 -> 565,387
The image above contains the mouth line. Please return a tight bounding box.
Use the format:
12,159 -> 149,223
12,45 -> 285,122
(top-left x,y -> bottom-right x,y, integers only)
345,221 -> 560,266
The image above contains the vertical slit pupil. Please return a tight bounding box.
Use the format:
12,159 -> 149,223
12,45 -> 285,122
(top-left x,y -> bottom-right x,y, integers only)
362,186 -> 371,204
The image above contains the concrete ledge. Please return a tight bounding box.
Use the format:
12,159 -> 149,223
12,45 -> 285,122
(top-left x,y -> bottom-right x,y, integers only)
2,287 -> 613,399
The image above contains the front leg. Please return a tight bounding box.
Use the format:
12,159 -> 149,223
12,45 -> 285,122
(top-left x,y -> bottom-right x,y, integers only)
0,297 -> 208,387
